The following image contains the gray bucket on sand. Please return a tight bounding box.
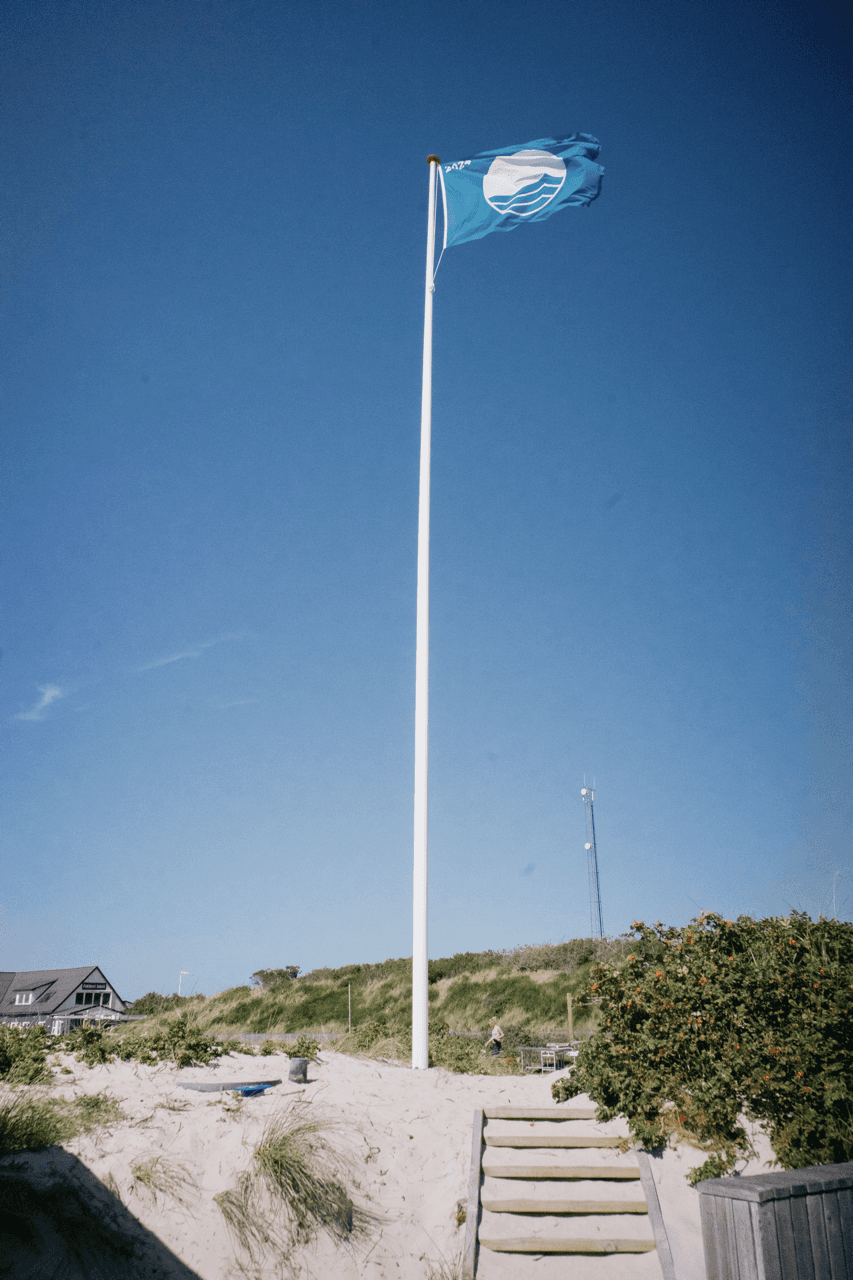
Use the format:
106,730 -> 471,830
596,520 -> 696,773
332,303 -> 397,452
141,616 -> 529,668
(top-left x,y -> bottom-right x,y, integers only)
288,1057 -> 308,1083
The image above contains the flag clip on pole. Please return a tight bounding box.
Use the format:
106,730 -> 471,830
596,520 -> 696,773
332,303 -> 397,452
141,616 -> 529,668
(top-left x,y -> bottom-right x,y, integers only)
413,155 -> 440,1070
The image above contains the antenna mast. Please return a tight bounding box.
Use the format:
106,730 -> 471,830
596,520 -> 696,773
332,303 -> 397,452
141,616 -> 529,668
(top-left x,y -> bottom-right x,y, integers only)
581,786 -> 604,938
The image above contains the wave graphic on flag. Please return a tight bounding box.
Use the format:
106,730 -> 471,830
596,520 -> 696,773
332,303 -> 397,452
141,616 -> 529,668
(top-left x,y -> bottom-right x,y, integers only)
483,150 -> 567,217
485,174 -> 564,215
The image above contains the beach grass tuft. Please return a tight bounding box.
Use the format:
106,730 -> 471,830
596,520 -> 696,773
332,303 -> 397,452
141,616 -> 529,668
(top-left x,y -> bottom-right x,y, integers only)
215,1174 -> 279,1266
215,1100 -> 359,1273
252,1104 -> 354,1243
0,1095 -> 72,1155
73,1091 -> 125,1133
131,1155 -> 197,1205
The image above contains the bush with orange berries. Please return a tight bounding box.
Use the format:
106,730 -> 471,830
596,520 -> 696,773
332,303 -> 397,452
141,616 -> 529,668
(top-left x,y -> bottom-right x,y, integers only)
554,912 -> 853,1184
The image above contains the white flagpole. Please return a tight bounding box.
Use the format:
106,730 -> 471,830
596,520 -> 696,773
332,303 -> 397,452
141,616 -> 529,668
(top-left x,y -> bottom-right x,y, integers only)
412,155 -> 440,1070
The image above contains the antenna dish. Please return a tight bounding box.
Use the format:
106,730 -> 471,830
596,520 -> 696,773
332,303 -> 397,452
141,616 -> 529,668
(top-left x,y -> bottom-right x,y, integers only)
580,788 -> 587,795
585,842 -> 591,849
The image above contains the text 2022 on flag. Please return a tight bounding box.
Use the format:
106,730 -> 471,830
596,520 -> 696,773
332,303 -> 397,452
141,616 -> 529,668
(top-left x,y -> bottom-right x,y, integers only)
438,134 -> 603,248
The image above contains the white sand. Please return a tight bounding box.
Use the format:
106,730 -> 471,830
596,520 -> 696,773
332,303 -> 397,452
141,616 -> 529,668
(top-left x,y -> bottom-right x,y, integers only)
1,1050 -> 777,1279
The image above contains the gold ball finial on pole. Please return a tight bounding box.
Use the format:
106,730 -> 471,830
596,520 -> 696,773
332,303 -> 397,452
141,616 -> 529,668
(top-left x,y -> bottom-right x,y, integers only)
426,155 -> 441,165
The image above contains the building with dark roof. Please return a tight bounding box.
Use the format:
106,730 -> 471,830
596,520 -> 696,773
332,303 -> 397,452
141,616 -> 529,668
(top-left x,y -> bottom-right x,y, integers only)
0,966 -> 128,1034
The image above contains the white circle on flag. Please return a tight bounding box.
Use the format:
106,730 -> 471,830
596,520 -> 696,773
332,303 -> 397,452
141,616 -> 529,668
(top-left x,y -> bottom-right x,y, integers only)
482,149 -> 567,217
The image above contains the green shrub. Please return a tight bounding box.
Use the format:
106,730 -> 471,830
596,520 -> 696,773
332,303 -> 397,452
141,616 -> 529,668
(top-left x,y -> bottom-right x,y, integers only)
342,1019 -> 389,1052
498,1025 -> 538,1051
124,991 -> 204,1015
290,1035 -> 320,1062
252,968 -> 300,988
220,1037 -> 258,1057
504,939 -> 614,972
260,1038 -> 279,1056
0,1026 -> 50,1085
428,1026 -> 480,1073
427,952 -> 502,983
111,1014 -> 221,1067
562,913 -> 853,1183
62,1023 -> 115,1067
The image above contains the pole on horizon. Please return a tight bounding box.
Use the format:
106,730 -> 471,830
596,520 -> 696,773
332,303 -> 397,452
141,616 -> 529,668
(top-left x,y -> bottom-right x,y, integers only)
412,155 -> 440,1071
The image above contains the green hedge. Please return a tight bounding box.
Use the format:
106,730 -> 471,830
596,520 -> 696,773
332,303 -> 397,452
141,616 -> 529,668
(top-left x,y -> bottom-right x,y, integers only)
556,913 -> 853,1183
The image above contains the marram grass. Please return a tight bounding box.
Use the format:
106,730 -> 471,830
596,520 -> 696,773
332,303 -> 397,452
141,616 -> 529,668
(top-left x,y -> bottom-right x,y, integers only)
215,1101 -> 358,1273
123,936 -> 619,1040
131,1155 -> 198,1206
252,1105 -> 354,1243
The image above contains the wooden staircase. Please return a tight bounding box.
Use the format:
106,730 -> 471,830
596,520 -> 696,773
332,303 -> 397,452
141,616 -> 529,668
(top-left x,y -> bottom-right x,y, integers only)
463,1106 -> 673,1278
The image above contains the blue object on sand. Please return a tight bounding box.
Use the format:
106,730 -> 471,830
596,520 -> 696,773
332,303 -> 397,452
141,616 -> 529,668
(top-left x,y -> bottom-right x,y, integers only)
233,1084 -> 271,1097
178,1080 -> 281,1093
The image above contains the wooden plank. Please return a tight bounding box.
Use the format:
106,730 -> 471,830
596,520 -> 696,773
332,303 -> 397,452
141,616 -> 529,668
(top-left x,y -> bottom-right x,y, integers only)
461,1109 -> 484,1280
753,1199 -> 784,1280
789,1190 -> 816,1280
700,1195 -> 725,1280
481,1197 -> 648,1214
719,1196 -> 738,1280
478,1236 -> 657,1254
719,1197 -> 737,1280
636,1149 -> 676,1280
485,1134 -> 622,1148
484,1106 -> 597,1120
773,1197 -> 798,1280
731,1196 -> 760,1280
820,1190 -> 848,1280
806,1189 -> 831,1280
836,1188 -> 853,1278
483,1164 -> 641,1180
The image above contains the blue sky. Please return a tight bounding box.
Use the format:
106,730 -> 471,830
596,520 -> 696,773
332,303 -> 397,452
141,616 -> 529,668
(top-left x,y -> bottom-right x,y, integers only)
2,0 -> 850,1000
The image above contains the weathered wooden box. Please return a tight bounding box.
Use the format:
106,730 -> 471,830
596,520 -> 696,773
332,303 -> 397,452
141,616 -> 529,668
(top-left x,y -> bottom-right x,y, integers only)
697,1161 -> 853,1280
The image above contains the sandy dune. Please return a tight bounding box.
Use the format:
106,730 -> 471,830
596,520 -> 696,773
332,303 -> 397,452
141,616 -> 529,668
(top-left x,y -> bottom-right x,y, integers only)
1,1047 -> 775,1279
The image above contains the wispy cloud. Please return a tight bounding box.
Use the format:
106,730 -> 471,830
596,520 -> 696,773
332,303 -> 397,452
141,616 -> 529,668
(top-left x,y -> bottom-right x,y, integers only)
16,685 -> 65,722
139,634 -> 243,672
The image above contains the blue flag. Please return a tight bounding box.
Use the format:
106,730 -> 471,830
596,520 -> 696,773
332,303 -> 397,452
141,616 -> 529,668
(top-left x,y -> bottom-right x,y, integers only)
438,134 -> 603,249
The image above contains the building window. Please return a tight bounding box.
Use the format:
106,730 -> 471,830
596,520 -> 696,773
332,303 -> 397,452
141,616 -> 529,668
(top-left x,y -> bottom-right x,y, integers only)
74,989 -> 111,1009
14,993 -> 34,1005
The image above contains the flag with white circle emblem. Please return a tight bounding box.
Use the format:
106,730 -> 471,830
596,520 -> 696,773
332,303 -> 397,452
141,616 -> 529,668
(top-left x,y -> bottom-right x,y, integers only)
438,134 -> 603,248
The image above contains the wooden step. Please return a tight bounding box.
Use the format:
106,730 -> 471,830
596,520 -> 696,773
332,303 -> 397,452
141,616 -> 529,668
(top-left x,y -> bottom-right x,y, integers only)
485,1134 -> 623,1148
482,1198 -> 648,1215
479,1236 -> 657,1254
484,1164 -> 641,1180
484,1107 -> 597,1121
